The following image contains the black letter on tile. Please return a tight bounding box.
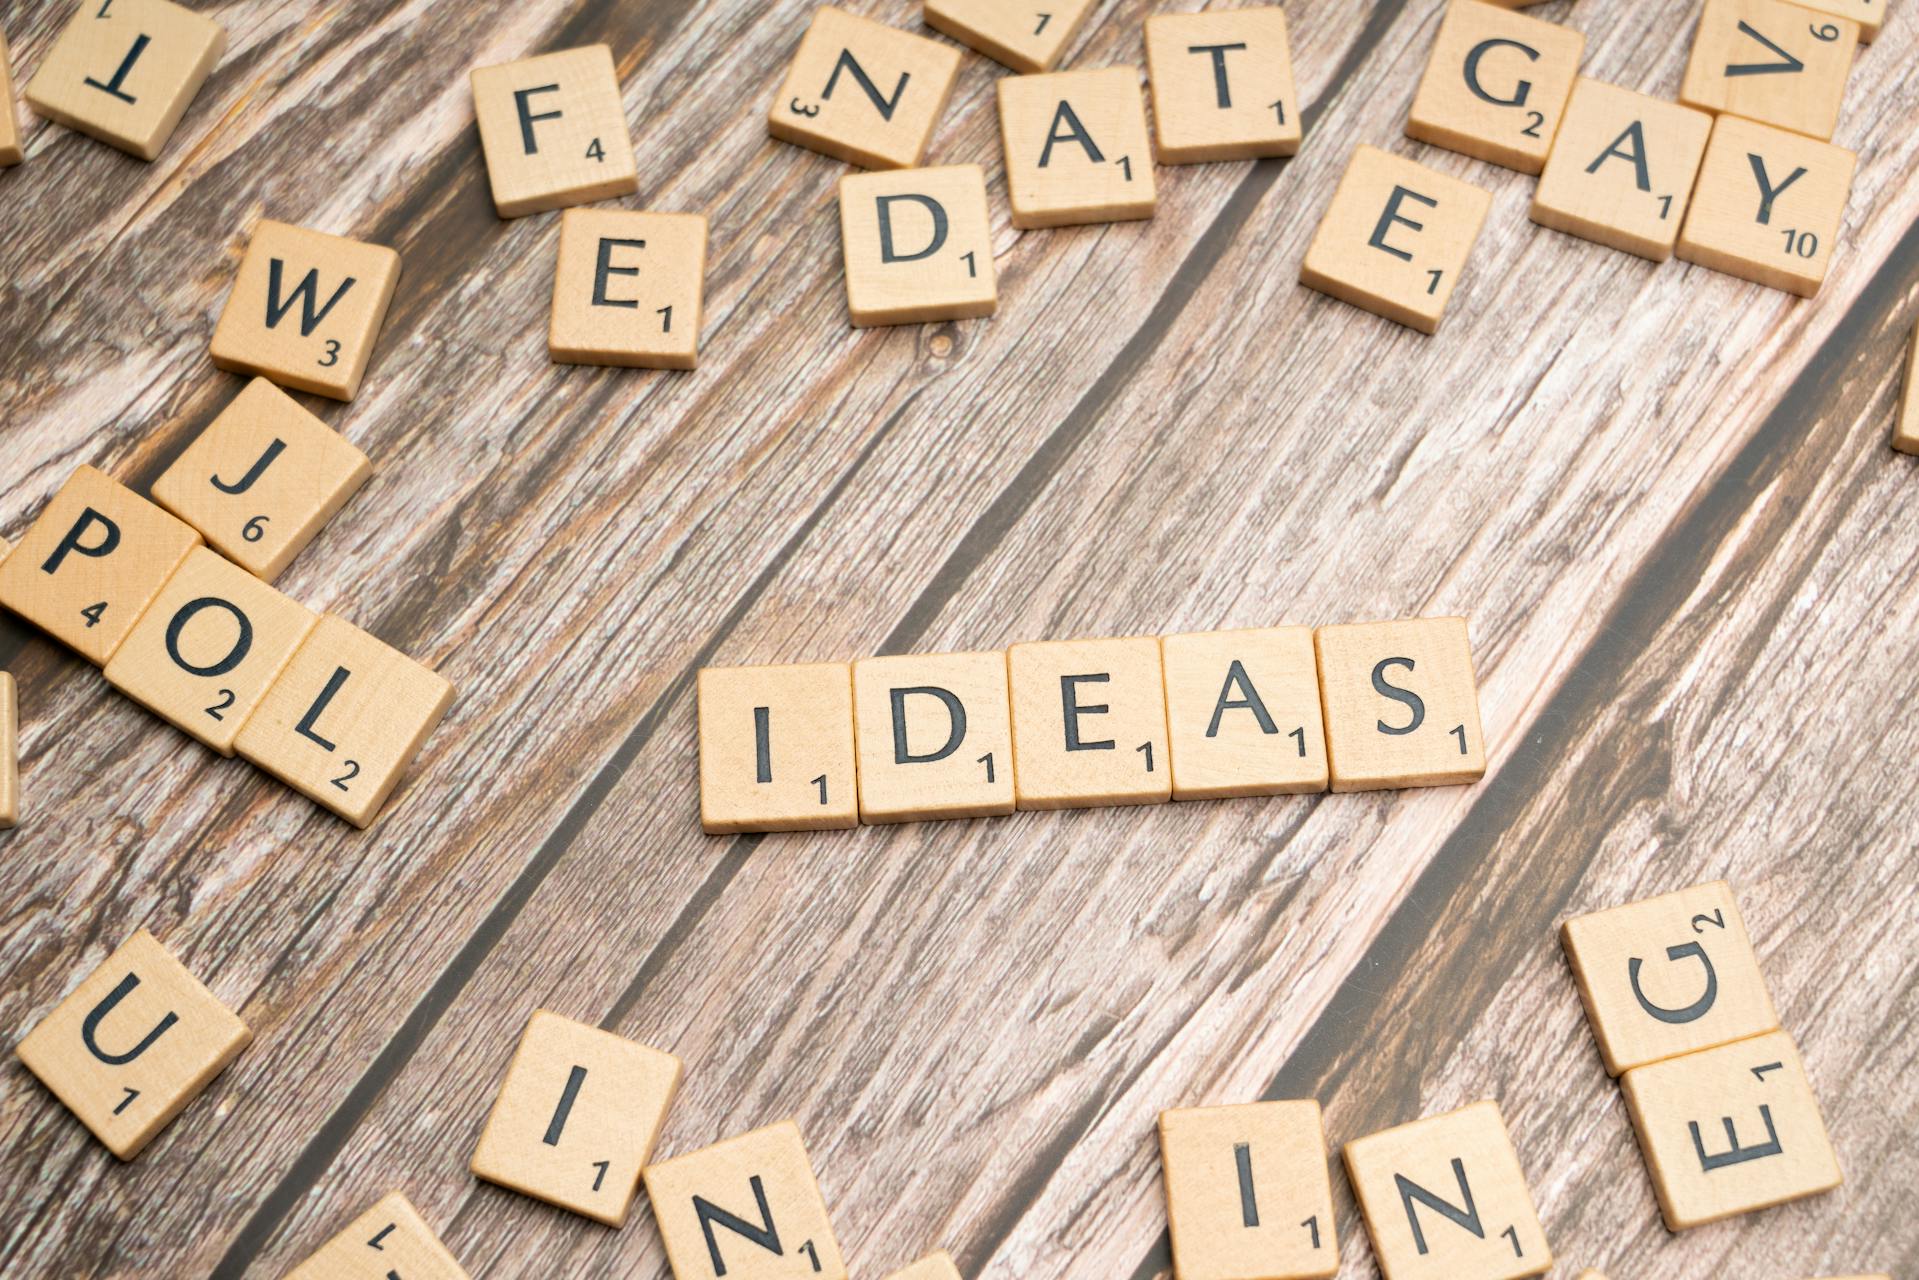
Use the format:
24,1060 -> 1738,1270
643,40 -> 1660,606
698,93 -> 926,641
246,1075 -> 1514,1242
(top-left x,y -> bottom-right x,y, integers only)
1188,42 -> 1248,109
211,438 -> 287,494
165,598 -> 254,678
822,50 -> 909,120
1586,121 -> 1653,192
514,83 -> 563,153
877,195 -> 949,263
1371,658 -> 1426,735
1395,1158 -> 1485,1255
543,1065 -> 587,1145
42,508 -> 122,574
593,237 -> 647,307
296,667 -> 351,751
890,686 -> 965,764
1726,21 -> 1805,76
1691,1102 -> 1784,1171
81,972 -> 180,1065
265,260 -> 357,337
1747,153 -> 1807,224
1628,942 -> 1719,1024
84,34 -> 150,104
1234,1142 -> 1260,1227
1039,101 -> 1104,167
753,706 -> 773,783
1463,38 -> 1538,107
695,1175 -> 784,1276
1207,660 -> 1279,737
1060,674 -> 1115,751
1368,188 -> 1439,262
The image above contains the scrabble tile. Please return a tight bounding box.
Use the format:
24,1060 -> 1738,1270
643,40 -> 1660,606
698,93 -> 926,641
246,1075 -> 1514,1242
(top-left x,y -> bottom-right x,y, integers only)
1895,325 -> 1919,455
1560,880 -> 1779,1076
1006,636 -> 1170,810
471,45 -> 637,218
1679,0 -> 1856,141
998,67 -> 1157,229
549,208 -> 708,368
698,662 -> 859,833
643,1121 -> 848,1280
1795,0 -> 1883,39
851,650 -> 1014,821
1,30 -> 23,166
1343,1101 -> 1551,1280
209,219 -> 403,402
233,614 -> 455,829
1313,617 -> 1486,792
1574,1273 -> 1607,1280
14,928 -> 250,1160
769,7 -> 961,170
103,547 -> 319,756
23,0 -> 223,161
838,164 -> 997,327
1145,8 -> 1302,164
1,671 -> 16,829
1677,114 -> 1855,297
1161,627 -> 1327,800
471,1010 -> 683,1227
882,1253 -> 962,1280
923,0 -> 1097,73
1405,0 -> 1584,175
1298,146 -> 1492,334
1528,78 -> 1713,262
0,465 -> 201,666
150,378 -> 371,583
285,1192 -> 470,1280
1620,1029 -> 1842,1230
1159,1100 -> 1338,1280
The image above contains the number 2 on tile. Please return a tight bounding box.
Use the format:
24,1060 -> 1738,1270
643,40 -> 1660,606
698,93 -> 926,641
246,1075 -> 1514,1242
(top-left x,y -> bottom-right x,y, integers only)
333,760 -> 361,791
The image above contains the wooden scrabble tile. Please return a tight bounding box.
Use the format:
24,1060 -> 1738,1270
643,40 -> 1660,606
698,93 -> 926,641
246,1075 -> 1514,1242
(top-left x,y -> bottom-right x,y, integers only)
1161,627 -> 1327,800
643,1120 -> 848,1280
1574,1273 -> 1607,1280
209,220 -> 402,402
838,164 -> 997,327
882,1253 -> 962,1280
1298,146 -> 1492,334
14,928 -> 250,1160
471,45 -> 637,218
1679,0 -> 1856,141
1159,1100 -> 1338,1280
1313,617 -> 1486,792
549,208 -> 708,368
1896,325 -> 1919,455
1405,0 -> 1584,174
233,614 -> 454,828
23,0 -> 222,161
698,662 -> 859,833
1677,114 -> 1855,297
1145,7 -> 1302,164
1560,880 -> 1778,1076
1620,1029 -> 1842,1230
852,650 -> 1014,821
923,0 -> 1097,73
103,548 -> 319,756
150,378 -> 371,583
998,67 -> 1157,229
1,671 -> 16,829
1528,78 -> 1714,262
768,7 -> 961,170
1343,1102 -> 1551,1280
1795,0 -> 1883,39
0,465 -> 201,666
1,30 -> 23,166
285,1192 -> 470,1280
1006,636 -> 1170,810
471,1010 -> 682,1227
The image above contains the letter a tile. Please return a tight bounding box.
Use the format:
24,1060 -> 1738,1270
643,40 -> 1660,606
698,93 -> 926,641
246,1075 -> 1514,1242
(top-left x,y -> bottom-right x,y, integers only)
1145,8 -> 1302,164
998,67 -> 1157,228
1344,1102 -> 1551,1280
769,7 -> 961,170
851,650 -> 1014,821
1299,147 -> 1492,334
1406,0 -> 1585,174
698,662 -> 859,833
1162,627 -> 1327,799
924,0 -> 1097,73
24,0 -> 223,160
1679,0 -> 1856,141
1159,1100 -> 1338,1280
838,164 -> 997,326
471,45 -> 637,218
1529,78 -> 1713,262
1313,616 -> 1486,791
1676,114 -> 1854,297
14,928 -> 251,1160
471,1010 -> 683,1227
1007,636 -> 1170,809
285,1192 -> 470,1280
644,1120 -> 848,1280
549,208 -> 708,368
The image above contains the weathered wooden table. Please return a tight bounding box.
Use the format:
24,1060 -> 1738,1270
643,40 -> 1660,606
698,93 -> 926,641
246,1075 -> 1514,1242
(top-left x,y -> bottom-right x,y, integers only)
2,0 -> 1914,1275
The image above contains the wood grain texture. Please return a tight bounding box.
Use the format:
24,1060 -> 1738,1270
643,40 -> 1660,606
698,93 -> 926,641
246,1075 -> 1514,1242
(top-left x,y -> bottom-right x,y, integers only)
0,0 -> 1916,1277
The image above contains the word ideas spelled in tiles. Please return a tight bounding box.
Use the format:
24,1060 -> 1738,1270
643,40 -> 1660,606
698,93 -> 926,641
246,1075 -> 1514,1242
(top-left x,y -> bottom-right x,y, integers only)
1,30 -> 22,166
0,466 -> 200,666
1144,7 -> 1301,164
151,377 -> 372,583
838,165 -> 997,326
1679,0 -> 1857,141
285,1192 -> 470,1280
1313,617 -> 1486,791
549,209 -> 709,368
1161,627 -> 1327,799
1344,1102 -> 1550,1280
471,45 -> 637,218
24,0 -> 223,160
105,547 -> 319,756
851,651 -> 1014,822
770,8 -> 961,169
881,1254 -> 962,1280
1300,147 -> 1492,334
233,614 -> 455,828
1561,880 -> 1778,1076
210,220 -> 402,401
644,1120 -> 848,1280
1677,114 -> 1855,296
1159,1100 -> 1338,1280
1897,323 -> 1919,455
1529,79 -> 1713,262
998,68 -> 1157,228
923,0 -> 1097,73
1008,636 -> 1170,809
472,1010 -> 682,1226
1621,1029 -> 1842,1229
699,662 -> 858,832
1406,0 -> 1585,174
15,929 -> 250,1160
1,671 -> 15,828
